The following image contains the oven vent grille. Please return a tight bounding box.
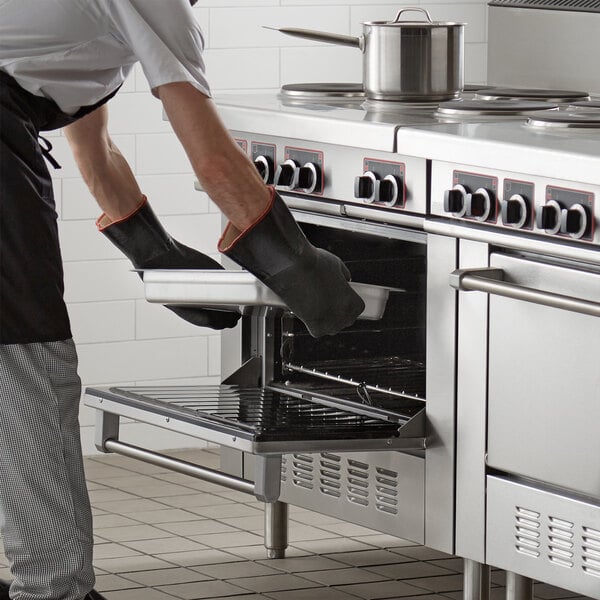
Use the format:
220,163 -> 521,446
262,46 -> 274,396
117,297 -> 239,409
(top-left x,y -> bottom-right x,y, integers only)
583,526 -> 600,578
489,0 -> 600,13
375,467 -> 399,515
513,505 -> 600,577
291,454 -> 314,491
320,454 -> 342,499
514,506 -> 542,558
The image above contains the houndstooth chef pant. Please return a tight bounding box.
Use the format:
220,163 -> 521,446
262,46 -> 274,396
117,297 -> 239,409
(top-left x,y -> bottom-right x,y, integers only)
0,71 -> 119,599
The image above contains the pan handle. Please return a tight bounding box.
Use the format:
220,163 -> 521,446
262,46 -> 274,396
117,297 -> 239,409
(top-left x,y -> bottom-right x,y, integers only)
263,26 -> 362,49
394,7 -> 433,23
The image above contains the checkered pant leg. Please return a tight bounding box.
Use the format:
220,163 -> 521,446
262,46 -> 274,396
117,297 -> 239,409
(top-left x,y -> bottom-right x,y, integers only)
0,341 -> 94,600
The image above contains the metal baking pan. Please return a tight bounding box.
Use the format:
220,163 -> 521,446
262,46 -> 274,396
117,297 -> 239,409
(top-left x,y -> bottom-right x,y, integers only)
142,269 -> 401,320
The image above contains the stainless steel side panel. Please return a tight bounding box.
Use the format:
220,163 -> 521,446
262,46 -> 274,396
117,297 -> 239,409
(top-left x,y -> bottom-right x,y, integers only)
425,233 -> 459,554
455,239 -> 490,563
487,253 -> 600,499
279,450 -> 425,544
487,476 -> 600,600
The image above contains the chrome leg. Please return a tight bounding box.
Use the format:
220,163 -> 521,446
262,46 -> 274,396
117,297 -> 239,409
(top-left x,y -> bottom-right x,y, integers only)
506,572 -> 533,600
463,559 -> 490,600
264,501 -> 288,559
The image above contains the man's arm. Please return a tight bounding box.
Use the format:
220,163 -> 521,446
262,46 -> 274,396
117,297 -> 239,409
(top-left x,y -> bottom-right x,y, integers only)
156,82 -> 271,230
64,105 -> 143,223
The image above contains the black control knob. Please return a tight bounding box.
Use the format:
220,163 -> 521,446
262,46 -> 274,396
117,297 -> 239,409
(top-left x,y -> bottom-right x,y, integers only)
467,188 -> 492,221
560,203 -> 588,239
297,163 -> 321,193
354,171 -> 379,204
274,160 -> 298,188
444,185 -> 468,217
254,155 -> 274,184
501,194 -> 528,228
379,175 -> 403,207
536,200 -> 562,234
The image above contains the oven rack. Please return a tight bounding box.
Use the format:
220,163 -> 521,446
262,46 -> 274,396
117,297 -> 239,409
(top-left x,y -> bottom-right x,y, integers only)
85,382 -> 425,456
282,357 -> 426,403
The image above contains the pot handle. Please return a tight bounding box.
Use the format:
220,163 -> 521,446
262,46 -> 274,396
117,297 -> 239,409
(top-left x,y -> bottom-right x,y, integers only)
393,7 -> 433,23
264,26 -> 361,49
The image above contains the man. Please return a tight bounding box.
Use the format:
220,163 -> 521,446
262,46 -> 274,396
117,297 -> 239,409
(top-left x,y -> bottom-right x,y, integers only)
0,1 -> 364,599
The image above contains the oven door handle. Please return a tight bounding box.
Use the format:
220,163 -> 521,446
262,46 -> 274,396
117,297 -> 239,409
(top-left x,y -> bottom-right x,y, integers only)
450,267 -> 600,318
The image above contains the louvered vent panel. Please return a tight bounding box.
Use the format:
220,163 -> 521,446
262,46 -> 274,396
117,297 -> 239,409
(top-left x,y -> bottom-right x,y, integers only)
490,0 -> 600,12
281,455 -> 288,482
514,506 -> 542,558
319,453 -> 342,499
548,516 -> 575,568
347,459 -> 370,507
291,454 -> 314,490
583,526 -> 600,578
375,467 -> 399,515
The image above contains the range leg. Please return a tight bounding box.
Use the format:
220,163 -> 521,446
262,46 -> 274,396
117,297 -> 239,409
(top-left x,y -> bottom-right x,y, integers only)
264,501 -> 288,559
463,559 -> 490,600
506,572 -> 533,600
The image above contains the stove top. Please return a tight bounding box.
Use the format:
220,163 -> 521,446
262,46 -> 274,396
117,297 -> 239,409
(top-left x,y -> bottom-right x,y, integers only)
475,87 -> 591,103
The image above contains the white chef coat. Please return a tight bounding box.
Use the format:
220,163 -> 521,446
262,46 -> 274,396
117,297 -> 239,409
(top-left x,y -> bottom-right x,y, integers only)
0,0 -> 210,114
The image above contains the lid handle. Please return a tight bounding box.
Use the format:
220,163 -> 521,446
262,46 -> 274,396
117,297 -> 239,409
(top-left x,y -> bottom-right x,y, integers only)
394,7 -> 434,23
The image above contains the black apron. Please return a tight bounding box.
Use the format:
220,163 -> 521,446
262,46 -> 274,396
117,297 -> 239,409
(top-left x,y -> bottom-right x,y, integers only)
0,71 -> 119,344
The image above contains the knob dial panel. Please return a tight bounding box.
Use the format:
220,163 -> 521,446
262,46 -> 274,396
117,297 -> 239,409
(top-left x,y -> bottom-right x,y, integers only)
447,171 -> 498,223
354,171 -> 379,204
360,158 -> 406,209
501,194 -> 529,229
536,200 -> 562,234
277,147 -> 325,195
444,184 -> 469,217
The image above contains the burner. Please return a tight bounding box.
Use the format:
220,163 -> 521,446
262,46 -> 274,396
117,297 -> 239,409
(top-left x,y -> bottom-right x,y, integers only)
437,99 -> 559,117
462,84 -> 494,93
280,83 -> 365,100
568,100 -> 600,110
526,111 -> 600,129
476,87 -> 590,103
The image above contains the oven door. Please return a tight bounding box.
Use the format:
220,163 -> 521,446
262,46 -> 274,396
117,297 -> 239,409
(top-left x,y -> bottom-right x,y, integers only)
452,251 -> 600,598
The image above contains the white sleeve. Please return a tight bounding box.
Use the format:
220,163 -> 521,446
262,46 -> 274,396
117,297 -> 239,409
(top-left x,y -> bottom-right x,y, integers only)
104,0 -> 211,97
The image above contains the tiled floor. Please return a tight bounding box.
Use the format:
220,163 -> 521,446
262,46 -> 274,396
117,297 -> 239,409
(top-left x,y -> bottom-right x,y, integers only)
0,448 -> 593,600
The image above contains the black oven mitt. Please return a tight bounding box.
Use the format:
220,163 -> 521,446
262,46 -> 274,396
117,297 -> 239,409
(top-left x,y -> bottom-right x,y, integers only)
98,198 -> 240,330
218,189 -> 364,337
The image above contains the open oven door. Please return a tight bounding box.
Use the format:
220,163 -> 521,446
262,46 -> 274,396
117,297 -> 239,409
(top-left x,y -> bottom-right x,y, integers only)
84,268 -> 425,505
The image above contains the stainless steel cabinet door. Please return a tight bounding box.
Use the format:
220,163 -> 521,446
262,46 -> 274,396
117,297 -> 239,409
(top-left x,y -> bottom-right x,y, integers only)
486,253 -> 600,499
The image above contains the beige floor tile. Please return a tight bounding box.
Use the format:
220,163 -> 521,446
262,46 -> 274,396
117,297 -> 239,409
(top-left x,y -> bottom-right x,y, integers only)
157,579 -> 248,599
97,524 -> 174,543
122,566 -> 213,587
125,537 -> 208,555
287,524 -> 341,542
302,567 -> 388,586
265,589 -> 359,600
189,531 -> 263,549
189,503 -> 264,519
93,498 -> 168,514
95,573 -> 145,592
89,489 -> 139,503
256,555 -> 349,573
335,580 -> 432,599
94,555 -> 174,574
291,538 -> 375,554
365,562 -> 455,580
126,508 -> 202,524
403,574 -> 465,593
157,519 -> 237,536
103,589 -> 176,600
93,514 -> 140,529
157,492 -> 235,509
156,548 -> 242,567
224,546 -> 309,561
195,560 -> 281,580
326,550 -> 414,567
94,543 -> 142,560
232,573 -> 320,593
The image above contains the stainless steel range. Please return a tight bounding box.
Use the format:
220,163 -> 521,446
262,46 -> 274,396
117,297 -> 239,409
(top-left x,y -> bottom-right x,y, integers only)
83,4 -> 600,599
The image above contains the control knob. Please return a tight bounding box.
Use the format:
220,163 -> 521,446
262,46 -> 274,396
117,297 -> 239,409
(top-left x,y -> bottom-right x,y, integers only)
254,155 -> 274,184
297,162 -> 321,193
354,171 -> 379,204
560,203 -> 589,239
275,159 -> 298,188
501,194 -> 528,229
467,188 -> 493,221
379,174 -> 403,207
535,200 -> 562,234
443,184 -> 468,217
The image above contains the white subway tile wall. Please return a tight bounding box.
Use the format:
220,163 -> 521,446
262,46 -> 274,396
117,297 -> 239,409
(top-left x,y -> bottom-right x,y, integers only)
51,0 -> 487,454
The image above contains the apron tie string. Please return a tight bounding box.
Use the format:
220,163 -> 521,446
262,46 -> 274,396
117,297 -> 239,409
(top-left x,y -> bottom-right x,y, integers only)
38,135 -> 62,170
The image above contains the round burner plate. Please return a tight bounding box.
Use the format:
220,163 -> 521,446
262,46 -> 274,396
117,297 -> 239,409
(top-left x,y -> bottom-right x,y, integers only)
569,100 -> 600,110
527,111 -> 600,128
437,99 -> 559,116
280,83 -> 365,99
476,87 -> 590,103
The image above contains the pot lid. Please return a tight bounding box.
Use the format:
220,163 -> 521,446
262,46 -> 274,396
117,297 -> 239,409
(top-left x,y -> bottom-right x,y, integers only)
568,100 -> 600,110
366,7 -> 464,27
477,87 -> 590,103
437,99 -> 559,116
